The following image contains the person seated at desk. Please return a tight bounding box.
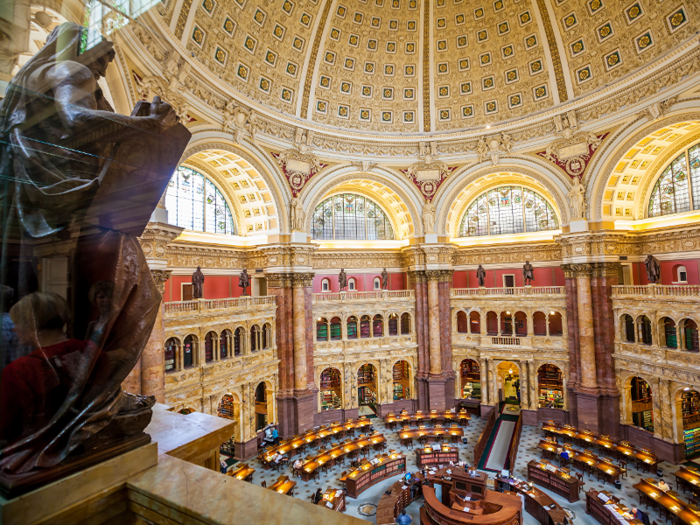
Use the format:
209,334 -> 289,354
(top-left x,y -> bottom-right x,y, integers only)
293,458 -> 303,470
630,507 -> 650,525
313,488 -> 323,504
560,449 -> 570,461
657,480 -> 670,492
396,510 -> 412,525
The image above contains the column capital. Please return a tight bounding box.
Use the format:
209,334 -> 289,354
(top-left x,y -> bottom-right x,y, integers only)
150,269 -> 172,295
426,270 -> 443,282
562,261 -> 621,278
267,272 -> 294,288
291,272 -> 315,288
407,270 -> 426,284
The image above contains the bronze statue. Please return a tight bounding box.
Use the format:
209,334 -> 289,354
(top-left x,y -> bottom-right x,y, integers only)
239,269 -> 250,295
192,266 -> 205,299
0,23 -> 190,489
381,268 -> 389,290
339,269 -> 347,291
476,265 -> 486,287
645,255 -> 661,284
523,261 -> 535,286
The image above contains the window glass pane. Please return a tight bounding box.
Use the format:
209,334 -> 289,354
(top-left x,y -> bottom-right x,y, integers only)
649,152 -> 689,217
312,193 -> 394,240
690,144 -> 700,211
166,167 -> 236,234
459,186 -> 558,237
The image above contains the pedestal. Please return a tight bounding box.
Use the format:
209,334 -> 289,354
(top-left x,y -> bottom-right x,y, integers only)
569,220 -> 589,232
427,377 -> 448,412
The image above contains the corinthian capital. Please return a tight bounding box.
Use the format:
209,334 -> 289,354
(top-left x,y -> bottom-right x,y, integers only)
150,270 -> 172,294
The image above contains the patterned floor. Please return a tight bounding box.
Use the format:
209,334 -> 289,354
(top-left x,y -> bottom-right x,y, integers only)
235,417 -> 680,524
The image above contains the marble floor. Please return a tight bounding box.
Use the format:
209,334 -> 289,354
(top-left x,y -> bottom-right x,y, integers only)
234,417 -> 682,524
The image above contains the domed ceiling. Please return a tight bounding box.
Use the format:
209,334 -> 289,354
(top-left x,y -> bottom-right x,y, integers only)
155,0 -> 697,134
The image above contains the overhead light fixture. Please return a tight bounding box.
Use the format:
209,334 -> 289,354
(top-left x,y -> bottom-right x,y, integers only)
509,367 -> 513,375
684,387 -> 690,391
550,311 -> 556,315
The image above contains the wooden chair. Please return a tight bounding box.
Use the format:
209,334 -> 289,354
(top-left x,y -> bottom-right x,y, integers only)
611,496 -> 620,504
261,481 -> 267,488
575,472 -> 584,495
311,468 -> 321,482
309,493 -> 316,503
336,455 -> 345,466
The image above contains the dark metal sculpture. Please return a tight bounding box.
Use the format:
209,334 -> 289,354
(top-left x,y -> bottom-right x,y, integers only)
239,269 -> 250,296
476,265 -> 486,287
338,269 -> 347,291
645,255 -> 661,284
192,267 -> 205,299
0,23 -> 190,493
523,261 -> 535,286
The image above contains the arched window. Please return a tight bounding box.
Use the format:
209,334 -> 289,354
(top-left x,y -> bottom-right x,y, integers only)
459,186 -> 559,237
183,335 -> 197,368
548,312 -> 563,336
321,278 -> 331,292
165,166 -> 236,234
348,278 -> 357,291
470,312 -> 481,333
234,327 -> 244,355
373,277 -> 381,290
639,316 -> 652,345
515,311 -> 527,336
400,313 -> 411,335
622,315 -> 635,343
330,317 -> 342,340
388,314 -> 398,336
317,317 -> 329,341
311,193 -> 394,240
681,319 -> 698,352
457,311 -> 468,333
220,330 -> 231,358
251,325 -> 261,352
372,315 -> 383,337
347,316 -> 358,339
263,324 -> 271,348
360,315 -> 371,338
676,265 -> 688,283
648,143 -> 700,218
533,312 -> 546,336
165,338 -> 179,372
205,331 -> 216,363
486,312 -> 498,336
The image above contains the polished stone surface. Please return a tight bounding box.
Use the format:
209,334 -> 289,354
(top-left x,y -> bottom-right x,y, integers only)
0,443 -> 157,525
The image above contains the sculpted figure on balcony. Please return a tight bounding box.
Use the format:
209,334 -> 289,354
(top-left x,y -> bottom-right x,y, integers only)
476,265 -> 486,287
381,268 -> 389,290
239,269 -> 250,296
645,255 -> 661,284
339,269 -> 347,291
523,261 -> 535,286
192,266 -> 205,299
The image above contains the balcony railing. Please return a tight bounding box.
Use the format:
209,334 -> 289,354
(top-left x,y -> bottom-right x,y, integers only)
313,290 -> 414,302
451,287 -> 565,297
611,285 -> 700,298
164,296 -> 276,315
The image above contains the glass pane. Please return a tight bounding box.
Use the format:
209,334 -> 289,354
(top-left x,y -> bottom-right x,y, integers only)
313,193 -> 393,240
690,144 -> 700,211
649,152 -> 689,217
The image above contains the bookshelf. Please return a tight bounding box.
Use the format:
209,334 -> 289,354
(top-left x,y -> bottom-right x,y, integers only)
347,320 -> 358,339
217,394 -> 236,420
537,364 -> 563,408
317,321 -> 328,341
460,360 -> 481,400
320,368 -> 342,410
358,364 -> 376,384
683,391 -> 700,457
392,361 -> 410,400
360,318 -> 371,338
358,364 -> 377,406
359,386 -> 377,405
330,320 -> 342,340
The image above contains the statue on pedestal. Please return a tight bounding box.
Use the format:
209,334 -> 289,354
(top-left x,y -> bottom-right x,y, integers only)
339,269 -> 347,291
644,255 -> 661,284
381,268 -> 389,290
567,176 -> 586,221
0,23 -> 190,491
476,265 -> 486,287
192,266 -> 205,299
523,261 -> 535,286
239,269 -> 250,296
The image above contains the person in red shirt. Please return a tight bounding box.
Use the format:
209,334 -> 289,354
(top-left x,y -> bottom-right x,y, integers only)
0,292 -> 110,446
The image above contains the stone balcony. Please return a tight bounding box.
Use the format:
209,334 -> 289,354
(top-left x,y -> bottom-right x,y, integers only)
450,286 -> 566,298
164,296 -> 276,319
312,290 -> 415,304
314,334 -> 417,355
614,342 -> 700,369
451,332 -> 567,352
611,284 -> 700,302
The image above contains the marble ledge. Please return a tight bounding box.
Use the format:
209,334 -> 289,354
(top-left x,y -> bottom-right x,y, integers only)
146,403 -> 235,462
127,454 -> 367,525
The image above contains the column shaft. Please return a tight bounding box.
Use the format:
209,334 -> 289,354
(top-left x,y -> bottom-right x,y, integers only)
427,276 -> 441,375
292,283 -> 307,390
576,275 -> 598,390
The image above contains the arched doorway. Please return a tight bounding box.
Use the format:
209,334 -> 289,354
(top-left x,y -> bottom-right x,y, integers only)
497,361 -> 520,406
459,359 -> 481,400
183,335 -> 197,368
630,377 -> 654,432
357,363 -> 378,415
254,382 -> 268,431
393,361 -> 411,400
165,337 -> 179,372
220,330 -> 231,358
681,389 -> 700,457
205,331 -> 216,362
537,364 -> 564,409
320,368 -> 342,411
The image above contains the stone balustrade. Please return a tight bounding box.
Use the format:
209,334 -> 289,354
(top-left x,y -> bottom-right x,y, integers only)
312,289 -> 415,303
451,286 -> 565,297
164,296 -> 276,316
611,284 -> 700,300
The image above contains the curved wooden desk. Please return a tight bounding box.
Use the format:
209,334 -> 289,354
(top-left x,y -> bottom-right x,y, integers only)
385,410 -> 471,429
262,418 -> 371,465
633,478 -> 700,525
537,441 -> 622,484
399,426 -> 465,446
300,433 -> 386,481
377,473 -> 425,525
340,451 -> 406,498
421,486 -> 522,525
496,475 -> 568,525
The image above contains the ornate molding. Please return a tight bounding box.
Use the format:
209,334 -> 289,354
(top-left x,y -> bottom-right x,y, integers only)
561,262 -> 621,278
266,273 -> 294,289
291,272 -> 315,288
536,133 -> 608,179
151,270 -> 172,294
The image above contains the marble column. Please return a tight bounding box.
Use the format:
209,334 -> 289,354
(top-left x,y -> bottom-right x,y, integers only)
427,271 -> 442,375
480,358 -> 489,405
140,269 -> 171,402
575,272 -> 598,391
529,361 -> 537,411
519,360 -> 529,408
292,275 -> 308,391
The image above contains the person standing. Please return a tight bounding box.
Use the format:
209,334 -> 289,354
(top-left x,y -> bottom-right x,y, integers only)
313,488 -> 323,504
271,426 -> 279,446
397,510 -> 412,525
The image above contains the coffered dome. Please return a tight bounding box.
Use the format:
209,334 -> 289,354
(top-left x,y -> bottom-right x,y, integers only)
155,0 -> 697,135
